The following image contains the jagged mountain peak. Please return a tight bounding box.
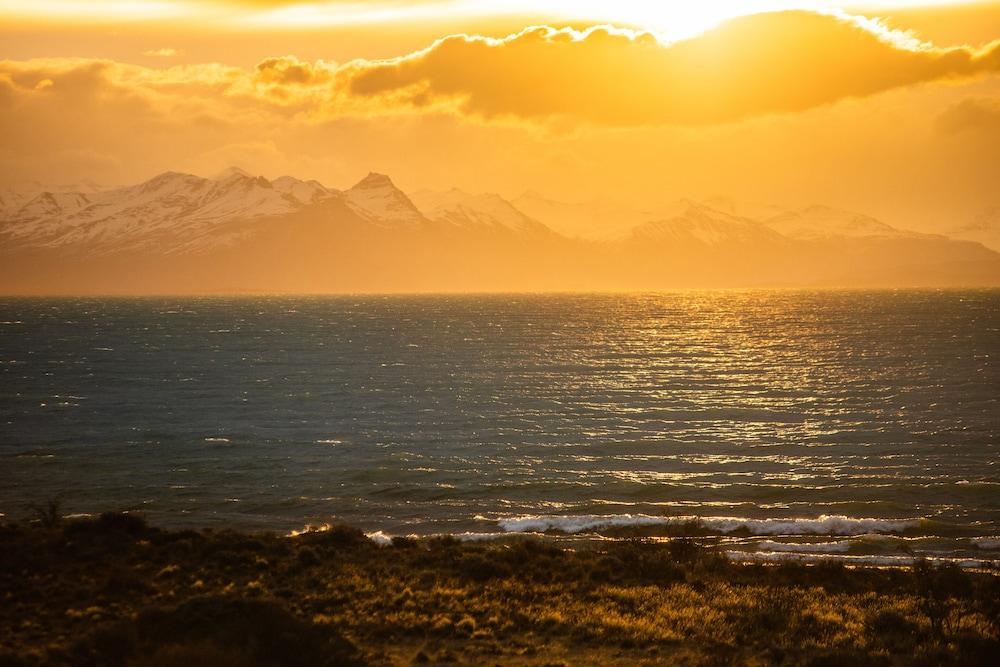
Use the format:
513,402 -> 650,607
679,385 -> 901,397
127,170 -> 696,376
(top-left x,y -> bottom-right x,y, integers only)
764,205 -> 910,241
351,172 -> 396,190
631,199 -> 782,247
345,172 -> 424,226
411,188 -> 552,236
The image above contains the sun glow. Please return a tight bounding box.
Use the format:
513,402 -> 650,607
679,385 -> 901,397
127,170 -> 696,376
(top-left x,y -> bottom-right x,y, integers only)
0,1 -> 983,38
226,1 -> 988,42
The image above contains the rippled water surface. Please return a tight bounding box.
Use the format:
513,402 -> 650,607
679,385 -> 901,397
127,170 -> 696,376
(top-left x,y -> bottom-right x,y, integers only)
1,292 -> 998,564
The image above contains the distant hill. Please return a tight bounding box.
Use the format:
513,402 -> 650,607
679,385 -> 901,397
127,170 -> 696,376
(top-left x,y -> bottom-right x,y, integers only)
950,206 -> 1000,252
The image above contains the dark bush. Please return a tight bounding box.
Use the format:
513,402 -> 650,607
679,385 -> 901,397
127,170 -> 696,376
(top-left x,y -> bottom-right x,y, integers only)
457,552 -> 513,582
865,610 -> 920,651
301,524 -> 369,550
28,499 -> 62,529
97,512 -> 149,534
133,596 -> 366,667
296,547 -> 320,567
62,512 -> 150,541
391,536 -> 418,549
666,538 -> 702,562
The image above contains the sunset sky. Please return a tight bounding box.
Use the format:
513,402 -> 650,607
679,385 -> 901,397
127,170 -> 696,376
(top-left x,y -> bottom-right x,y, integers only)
1,0 -> 998,232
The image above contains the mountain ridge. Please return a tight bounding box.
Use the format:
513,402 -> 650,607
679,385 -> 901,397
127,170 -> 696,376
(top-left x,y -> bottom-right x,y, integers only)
2,167 -> 998,293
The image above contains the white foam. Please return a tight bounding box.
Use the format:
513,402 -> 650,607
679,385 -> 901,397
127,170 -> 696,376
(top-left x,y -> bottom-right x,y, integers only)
366,531 -> 393,546
499,514 -> 671,534
497,514 -> 921,536
726,550 -> 994,569
287,523 -> 332,537
453,532 -> 512,542
756,539 -> 853,553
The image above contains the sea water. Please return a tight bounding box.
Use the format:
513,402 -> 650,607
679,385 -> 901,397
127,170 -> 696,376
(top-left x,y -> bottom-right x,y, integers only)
1,291 -> 997,565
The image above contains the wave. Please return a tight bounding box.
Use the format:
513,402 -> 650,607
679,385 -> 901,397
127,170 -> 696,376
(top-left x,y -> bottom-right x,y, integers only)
973,537 -> 1000,550
453,532 -> 513,542
497,513 -> 923,536
754,539 -> 853,553
366,531 -> 394,546
365,530 -> 515,545
725,550 -> 997,569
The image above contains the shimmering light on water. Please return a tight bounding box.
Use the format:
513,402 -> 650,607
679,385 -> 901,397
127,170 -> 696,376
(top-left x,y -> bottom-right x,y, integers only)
1,291 -> 997,563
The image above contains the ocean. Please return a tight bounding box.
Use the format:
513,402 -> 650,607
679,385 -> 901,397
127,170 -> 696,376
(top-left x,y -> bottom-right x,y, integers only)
1,291 -> 998,566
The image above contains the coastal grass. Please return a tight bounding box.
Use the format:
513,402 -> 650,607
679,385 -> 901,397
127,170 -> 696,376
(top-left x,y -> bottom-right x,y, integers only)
1,513 -> 998,666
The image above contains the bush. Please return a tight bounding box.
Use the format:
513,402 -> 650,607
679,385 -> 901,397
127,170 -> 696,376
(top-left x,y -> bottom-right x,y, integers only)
457,552 -> 512,582
301,524 -> 369,550
132,596 -> 365,667
28,499 -> 62,529
866,609 -> 919,651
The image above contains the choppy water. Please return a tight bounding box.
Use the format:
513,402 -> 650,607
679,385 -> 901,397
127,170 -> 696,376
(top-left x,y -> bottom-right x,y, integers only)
1,292 -> 998,566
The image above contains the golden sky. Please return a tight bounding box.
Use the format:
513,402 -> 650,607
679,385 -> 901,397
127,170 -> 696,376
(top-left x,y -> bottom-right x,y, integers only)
1,1 -> 998,231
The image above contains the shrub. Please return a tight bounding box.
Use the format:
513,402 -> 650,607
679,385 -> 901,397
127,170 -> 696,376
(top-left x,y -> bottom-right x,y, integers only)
133,596 -> 366,667
302,524 -> 369,550
28,499 -> 62,529
866,609 -> 918,649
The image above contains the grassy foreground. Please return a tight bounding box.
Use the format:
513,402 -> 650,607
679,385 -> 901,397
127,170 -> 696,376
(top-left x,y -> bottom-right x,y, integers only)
1,513 -> 998,666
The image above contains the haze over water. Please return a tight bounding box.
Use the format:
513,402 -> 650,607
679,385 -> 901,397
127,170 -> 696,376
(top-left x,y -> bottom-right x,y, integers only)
2,291 -> 998,565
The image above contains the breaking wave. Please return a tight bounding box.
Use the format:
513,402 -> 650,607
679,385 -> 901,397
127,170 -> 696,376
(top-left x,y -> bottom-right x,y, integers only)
972,537 -> 1000,550
497,514 -> 923,536
753,539 -> 854,553
725,551 -> 994,569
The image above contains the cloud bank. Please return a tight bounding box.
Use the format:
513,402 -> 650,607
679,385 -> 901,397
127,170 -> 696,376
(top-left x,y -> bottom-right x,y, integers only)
2,11 -> 997,133
340,11 -> 1000,125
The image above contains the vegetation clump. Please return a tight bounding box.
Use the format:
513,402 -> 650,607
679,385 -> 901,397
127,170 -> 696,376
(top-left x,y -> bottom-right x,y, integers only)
0,513 -> 997,666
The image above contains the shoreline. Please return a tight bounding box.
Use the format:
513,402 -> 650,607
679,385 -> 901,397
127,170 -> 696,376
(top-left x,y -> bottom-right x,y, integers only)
15,509 -> 999,571
2,512 -> 998,666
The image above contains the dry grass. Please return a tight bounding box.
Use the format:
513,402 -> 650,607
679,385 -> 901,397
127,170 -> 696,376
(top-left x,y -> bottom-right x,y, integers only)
0,515 -> 997,666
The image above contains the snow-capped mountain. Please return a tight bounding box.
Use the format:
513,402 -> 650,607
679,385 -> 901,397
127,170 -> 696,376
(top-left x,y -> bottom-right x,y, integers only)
700,196 -> 788,222
0,169 -> 340,253
1,169 -> 998,293
763,205 -> 929,241
344,173 -> 426,227
272,175 -> 335,206
629,200 -> 787,247
411,189 -> 551,236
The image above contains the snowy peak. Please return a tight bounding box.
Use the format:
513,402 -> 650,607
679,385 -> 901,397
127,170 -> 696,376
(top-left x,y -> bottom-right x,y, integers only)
631,200 -> 782,247
700,196 -> 788,221
352,172 -> 395,189
412,189 -> 551,236
764,205 -> 919,241
345,172 -> 425,226
14,191 -> 93,222
271,175 -> 336,206
0,170 -> 307,251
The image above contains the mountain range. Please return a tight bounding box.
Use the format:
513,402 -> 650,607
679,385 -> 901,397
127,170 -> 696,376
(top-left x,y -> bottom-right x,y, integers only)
1,168 -> 998,293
